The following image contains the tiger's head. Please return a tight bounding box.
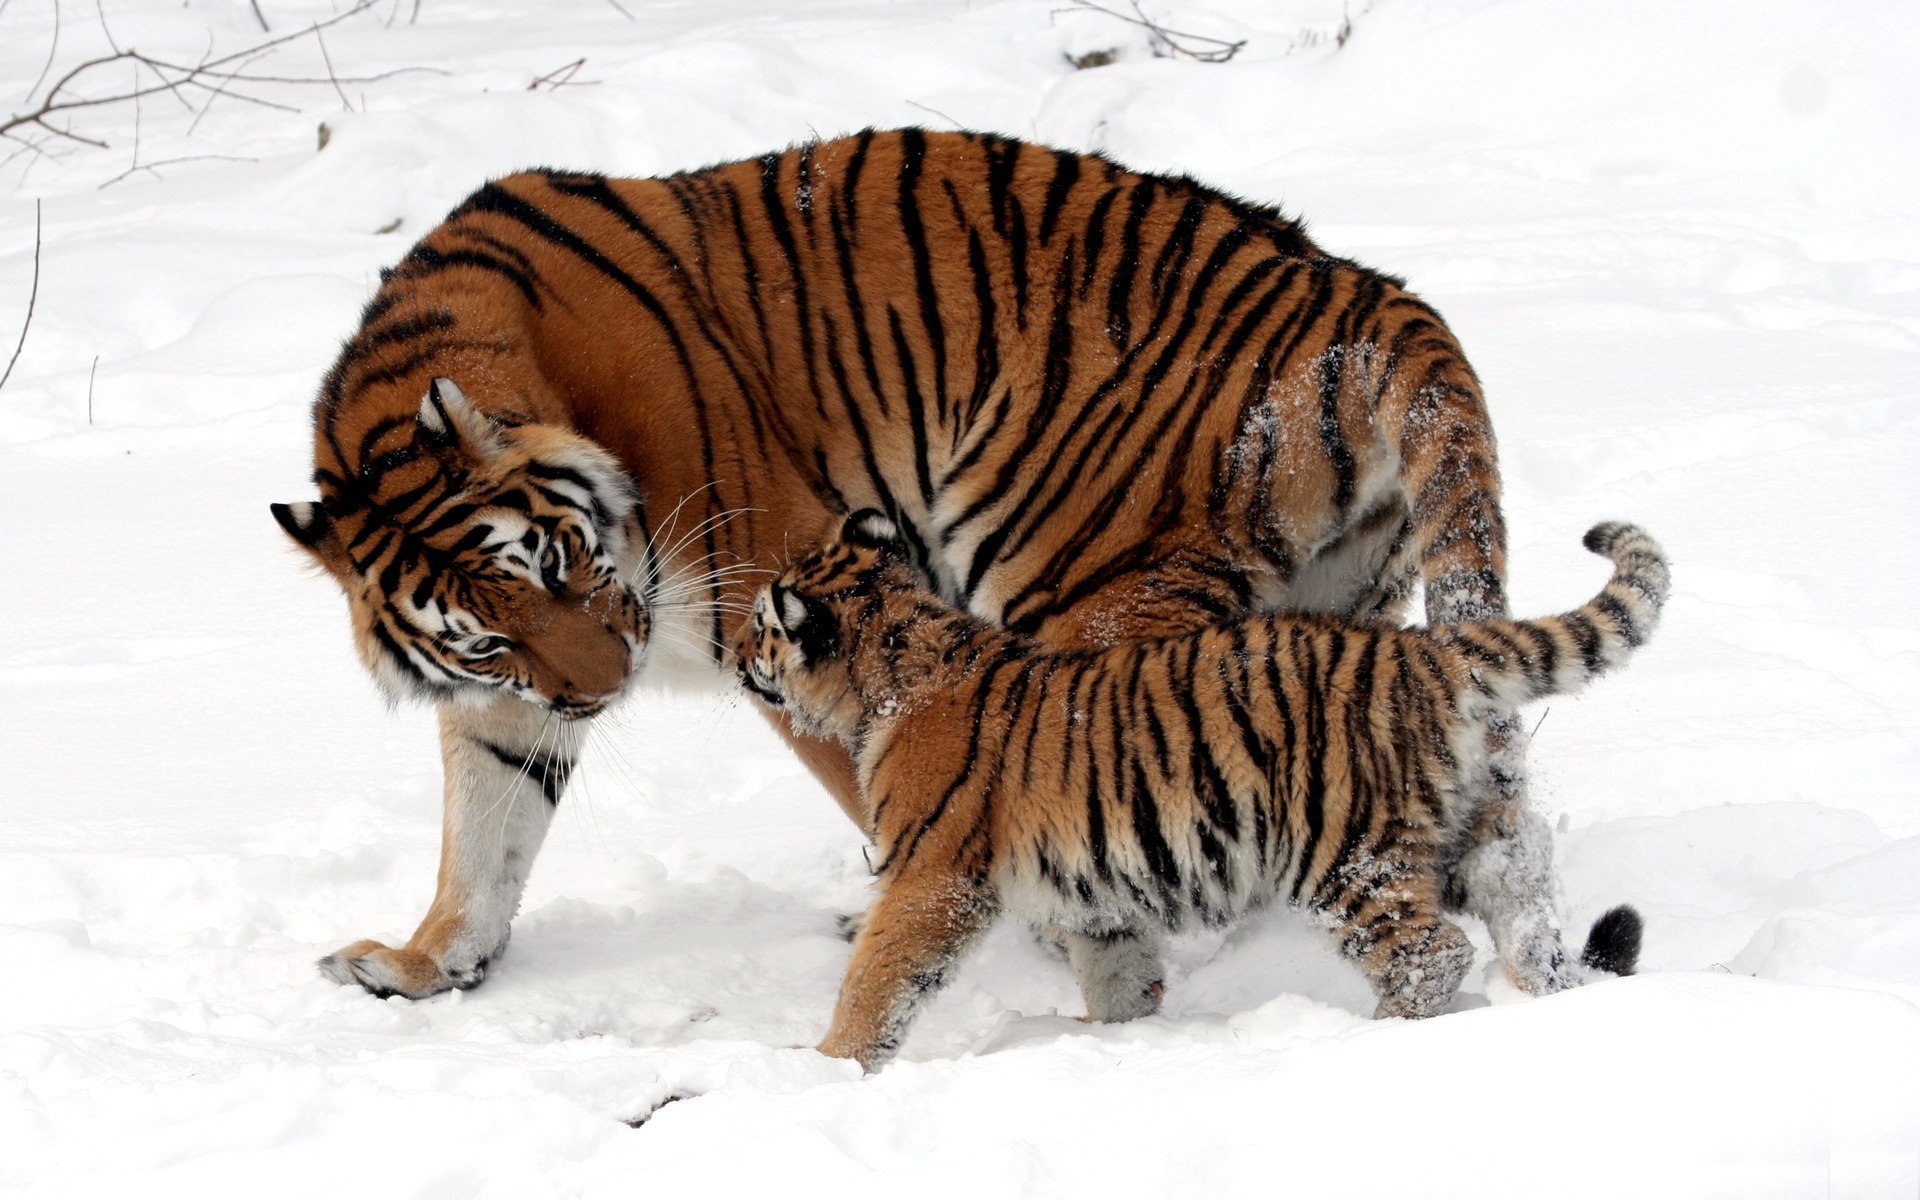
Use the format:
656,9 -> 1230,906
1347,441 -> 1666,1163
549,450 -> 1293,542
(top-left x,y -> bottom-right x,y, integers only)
273,378 -> 650,719
735,508 -> 913,741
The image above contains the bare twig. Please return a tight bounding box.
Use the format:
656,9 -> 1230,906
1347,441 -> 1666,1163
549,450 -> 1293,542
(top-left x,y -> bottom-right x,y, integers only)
26,0 -> 61,105
1059,0 -> 1245,64
87,355 -> 97,423
250,0 -> 271,34
127,56 -> 141,178
186,49 -> 274,136
2,0 -> 442,152
0,130 -> 59,173
95,0 -> 123,56
98,152 -> 259,189
313,23 -> 351,112
1279,1 -> 1372,54
904,99 -> 964,129
601,0 -> 635,20
0,200 -> 42,393
528,57 -> 596,91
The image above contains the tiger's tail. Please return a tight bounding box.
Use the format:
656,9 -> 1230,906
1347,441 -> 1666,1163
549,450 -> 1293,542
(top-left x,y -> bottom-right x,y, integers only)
1440,521 -> 1670,712
1578,903 -> 1643,977
1439,522 -> 1665,981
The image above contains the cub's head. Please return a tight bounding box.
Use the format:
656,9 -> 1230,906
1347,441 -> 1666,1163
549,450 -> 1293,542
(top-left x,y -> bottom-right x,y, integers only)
273,378 -> 649,719
735,509 -> 909,740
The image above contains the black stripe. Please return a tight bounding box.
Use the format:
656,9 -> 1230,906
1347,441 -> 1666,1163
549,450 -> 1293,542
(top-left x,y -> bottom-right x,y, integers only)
393,244 -> 542,309
475,737 -> 573,806
1039,149 -> 1080,244
1105,177 -> 1157,349
895,128 -> 950,426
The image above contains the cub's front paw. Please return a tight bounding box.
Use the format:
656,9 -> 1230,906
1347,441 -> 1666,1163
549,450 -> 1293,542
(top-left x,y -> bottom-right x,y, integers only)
316,938 -> 489,1000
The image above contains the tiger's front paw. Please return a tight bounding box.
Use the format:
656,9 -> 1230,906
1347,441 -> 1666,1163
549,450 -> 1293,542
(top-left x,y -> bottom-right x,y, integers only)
316,938 -> 490,1000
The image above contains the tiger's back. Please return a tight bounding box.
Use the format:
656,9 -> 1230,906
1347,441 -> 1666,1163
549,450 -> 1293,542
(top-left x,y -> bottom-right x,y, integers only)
350,130 -> 1491,638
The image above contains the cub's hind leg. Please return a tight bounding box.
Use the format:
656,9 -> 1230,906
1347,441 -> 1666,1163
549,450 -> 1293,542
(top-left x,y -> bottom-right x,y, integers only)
1356,918 -> 1474,1020
1321,849 -> 1472,1020
1065,924 -> 1167,1023
318,696 -> 577,999
819,871 -> 998,1072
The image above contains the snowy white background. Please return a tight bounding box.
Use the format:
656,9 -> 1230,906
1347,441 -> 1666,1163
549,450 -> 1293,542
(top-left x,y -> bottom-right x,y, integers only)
2,0 -> 1917,1195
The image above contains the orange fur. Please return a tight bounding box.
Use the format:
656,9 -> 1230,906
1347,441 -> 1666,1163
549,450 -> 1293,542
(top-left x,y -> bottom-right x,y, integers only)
279,129 -> 1521,1000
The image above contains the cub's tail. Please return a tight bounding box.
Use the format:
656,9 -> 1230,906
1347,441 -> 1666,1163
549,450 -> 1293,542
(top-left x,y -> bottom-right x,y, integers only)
1441,521 -> 1670,710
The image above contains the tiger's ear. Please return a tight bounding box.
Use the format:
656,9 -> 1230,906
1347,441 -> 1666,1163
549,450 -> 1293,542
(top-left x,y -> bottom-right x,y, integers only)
271,501 -> 354,580
416,377 -> 503,459
840,508 -> 900,550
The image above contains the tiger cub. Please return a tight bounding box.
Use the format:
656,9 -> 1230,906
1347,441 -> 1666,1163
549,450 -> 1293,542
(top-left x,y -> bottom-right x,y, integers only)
736,511 -> 1665,1070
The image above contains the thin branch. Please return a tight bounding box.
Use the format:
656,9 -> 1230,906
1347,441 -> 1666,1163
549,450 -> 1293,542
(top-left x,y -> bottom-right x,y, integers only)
904,99 -> 964,130
149,35 -> 212,117
186,49 -> 275,137
87,355 -> 97,423
27,117 -> 108,149
528,57 -> 595,91
0,200 -> 43,394
1058,0 -> 1246,64
250,0 -> 271,34
26,0 -> 62,105
97,152 -> 259,189
313,23 -> 351,112
601,0 -> 635,20
127,55 -> 141,180
2,0 -> 400,147
0,130 -> 58,173
95,0 -> 123,56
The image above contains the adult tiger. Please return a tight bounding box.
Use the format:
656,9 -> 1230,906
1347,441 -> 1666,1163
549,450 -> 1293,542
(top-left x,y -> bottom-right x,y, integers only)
274,128 -> 1556,1005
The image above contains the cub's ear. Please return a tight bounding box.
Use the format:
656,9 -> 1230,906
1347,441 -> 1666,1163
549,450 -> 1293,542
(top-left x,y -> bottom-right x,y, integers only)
416,377 -> 502,458
271,501 -> 353,580
768,584 -> 838,660
780,588 -> 809,630
840,508 -> 900,549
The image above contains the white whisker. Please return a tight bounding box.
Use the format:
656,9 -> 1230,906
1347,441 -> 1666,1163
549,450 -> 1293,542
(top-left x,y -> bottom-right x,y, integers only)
481,710 -> 554,858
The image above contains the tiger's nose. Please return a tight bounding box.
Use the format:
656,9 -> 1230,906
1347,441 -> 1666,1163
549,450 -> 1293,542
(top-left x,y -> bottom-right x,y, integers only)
550,682 -> 608,718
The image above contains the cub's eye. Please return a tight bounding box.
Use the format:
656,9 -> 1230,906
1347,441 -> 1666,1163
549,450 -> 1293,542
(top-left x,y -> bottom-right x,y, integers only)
463,635 -> 515,660
539,545 -> 565,591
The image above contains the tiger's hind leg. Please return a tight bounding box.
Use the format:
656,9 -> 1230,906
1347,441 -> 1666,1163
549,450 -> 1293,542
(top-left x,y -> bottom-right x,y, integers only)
1450,747 -> 1578,995
1012,543 -> 1248,1030
1390,364 -> 1576,995
1065,924 -> 1167,1023
818,871 -> 998,1071
318,696 -> 577,999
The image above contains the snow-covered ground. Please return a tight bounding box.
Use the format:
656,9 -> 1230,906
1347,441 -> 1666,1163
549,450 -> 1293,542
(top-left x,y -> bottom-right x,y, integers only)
3,1 -> 1917,1195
